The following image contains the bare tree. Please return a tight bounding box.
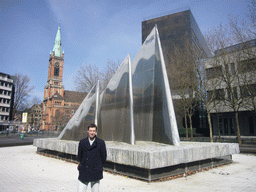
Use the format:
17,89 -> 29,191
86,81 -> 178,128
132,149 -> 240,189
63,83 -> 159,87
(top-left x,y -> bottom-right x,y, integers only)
27,101 -> 42,129
74,63 -> 101,92
74,60 -> 120,92
228,0 -> 256,115
54,109 -> 64,131
27,96 -> 42,108
169,40 -> 200,141
197,26 -> 233,142
227,5 -> 255,144
26,96 -> 42,128
196,58 -> 223,142
13,73 -> 34,118
229,0 -> 255,42
101,59 -> 120,89
248,0 -> 256,29
204,14 -> 256,145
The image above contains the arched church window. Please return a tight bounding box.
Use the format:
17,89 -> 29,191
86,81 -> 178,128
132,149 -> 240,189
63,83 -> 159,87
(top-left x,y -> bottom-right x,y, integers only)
54,63 -> 60,76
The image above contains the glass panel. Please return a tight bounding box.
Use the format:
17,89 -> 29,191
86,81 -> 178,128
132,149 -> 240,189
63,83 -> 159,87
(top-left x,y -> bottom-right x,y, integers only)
152,35 -> 176,144
58,83 -> 98,141
132,31 -> 156,141
98,55 -> 131,143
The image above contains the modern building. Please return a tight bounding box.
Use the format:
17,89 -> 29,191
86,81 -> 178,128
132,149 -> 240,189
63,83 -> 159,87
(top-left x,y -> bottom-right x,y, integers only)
0,72 -> 15,131
41,24 -> 86,131
142,9 -> 210,133
204,39 -> 256,136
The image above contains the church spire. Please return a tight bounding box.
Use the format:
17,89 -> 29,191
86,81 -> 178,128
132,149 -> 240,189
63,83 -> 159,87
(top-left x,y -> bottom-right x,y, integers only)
52,23 -> 62,57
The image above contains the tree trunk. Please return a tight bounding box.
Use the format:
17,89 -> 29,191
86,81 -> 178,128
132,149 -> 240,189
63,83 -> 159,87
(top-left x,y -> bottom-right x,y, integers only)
185,115 -> 189,139
188,115 -> 193,141
235,111 -> 242,145
217,115 -> 221,140
207,112 -> 213,142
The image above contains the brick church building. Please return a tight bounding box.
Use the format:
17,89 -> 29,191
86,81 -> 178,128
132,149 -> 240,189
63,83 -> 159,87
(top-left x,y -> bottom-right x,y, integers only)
41,24 -> 86,131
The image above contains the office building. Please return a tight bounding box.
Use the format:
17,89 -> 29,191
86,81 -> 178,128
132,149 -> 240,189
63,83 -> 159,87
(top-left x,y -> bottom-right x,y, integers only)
0,72 -> 15,131
142,9 -> 210,132
204,39 -> 256,136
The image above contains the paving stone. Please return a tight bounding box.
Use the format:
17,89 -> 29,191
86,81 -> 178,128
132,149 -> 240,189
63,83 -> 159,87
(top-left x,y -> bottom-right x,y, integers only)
0,145 -> 256,191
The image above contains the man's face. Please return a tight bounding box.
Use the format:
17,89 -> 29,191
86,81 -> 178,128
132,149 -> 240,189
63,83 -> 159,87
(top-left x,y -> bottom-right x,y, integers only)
87,127 -> 97,139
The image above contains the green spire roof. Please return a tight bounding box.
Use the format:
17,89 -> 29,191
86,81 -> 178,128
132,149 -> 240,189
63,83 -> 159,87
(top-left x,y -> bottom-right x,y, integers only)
52,23 -> 62,57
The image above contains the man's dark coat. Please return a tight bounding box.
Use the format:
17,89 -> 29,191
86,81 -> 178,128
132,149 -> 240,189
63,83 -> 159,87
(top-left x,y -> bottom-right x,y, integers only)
77,136 -> 107,182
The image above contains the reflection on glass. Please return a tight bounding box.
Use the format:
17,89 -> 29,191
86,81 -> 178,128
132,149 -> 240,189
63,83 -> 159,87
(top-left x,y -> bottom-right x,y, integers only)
58,25 -> 180,146
131,25 -> 180,145
98,55 -> 134,144
58,82 -> 99,141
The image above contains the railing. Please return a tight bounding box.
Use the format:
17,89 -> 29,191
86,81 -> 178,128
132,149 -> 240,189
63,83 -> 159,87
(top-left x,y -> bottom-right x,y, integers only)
0,85 -> 12,91
0,94 -> 11,99
0,103 -> 10,107
0,76 -> 13,83
0,111 -> 9,116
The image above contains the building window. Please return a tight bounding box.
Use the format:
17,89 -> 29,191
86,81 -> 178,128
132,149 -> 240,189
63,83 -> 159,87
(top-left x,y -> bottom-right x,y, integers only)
238,58 -> 256,73
215,89 -> 225,100
54,63 -> 60,76
224,63 -> 236,75
230,63 -> 236,75
206,66 -> 222,79
207,89 -> 225,101
240,84 -> 256,97
55,101 -> 62,105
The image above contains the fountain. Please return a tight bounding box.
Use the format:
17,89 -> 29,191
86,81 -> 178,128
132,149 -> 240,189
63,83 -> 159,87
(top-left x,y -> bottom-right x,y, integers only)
34,26 -> 239,181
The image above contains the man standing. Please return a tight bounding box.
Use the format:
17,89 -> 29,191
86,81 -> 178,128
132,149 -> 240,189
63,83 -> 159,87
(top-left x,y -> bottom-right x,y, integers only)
77,123 -> 107,192
6,128 -> 9,137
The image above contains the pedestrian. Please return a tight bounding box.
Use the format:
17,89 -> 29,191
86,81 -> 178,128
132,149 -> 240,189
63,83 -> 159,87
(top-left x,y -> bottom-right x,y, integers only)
77,123 -> 107,192
6,128 -> 9,137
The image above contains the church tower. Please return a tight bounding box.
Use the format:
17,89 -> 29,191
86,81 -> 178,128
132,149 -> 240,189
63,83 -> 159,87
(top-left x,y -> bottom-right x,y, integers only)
42,24 -> 65,130
45,23 -> 64,98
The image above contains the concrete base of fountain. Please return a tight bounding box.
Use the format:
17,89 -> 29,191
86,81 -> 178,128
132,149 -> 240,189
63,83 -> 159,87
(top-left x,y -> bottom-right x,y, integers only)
33,138 -> 239,181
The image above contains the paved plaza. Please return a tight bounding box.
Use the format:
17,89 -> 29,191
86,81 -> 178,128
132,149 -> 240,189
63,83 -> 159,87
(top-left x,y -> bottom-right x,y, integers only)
0,145 -> 255,192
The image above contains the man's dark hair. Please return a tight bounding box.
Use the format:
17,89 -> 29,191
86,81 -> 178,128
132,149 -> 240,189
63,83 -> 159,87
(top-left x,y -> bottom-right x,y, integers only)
88,123 -> 97,130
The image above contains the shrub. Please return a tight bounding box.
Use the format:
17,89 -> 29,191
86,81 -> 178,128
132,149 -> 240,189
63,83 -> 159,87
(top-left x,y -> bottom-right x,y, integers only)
178,127 -> 196,137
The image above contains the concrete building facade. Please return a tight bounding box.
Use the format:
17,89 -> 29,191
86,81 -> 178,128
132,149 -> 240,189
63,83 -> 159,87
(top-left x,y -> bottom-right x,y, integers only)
204,39 -> 256,136
27,104 -> 42,130
0,72 -> 15,131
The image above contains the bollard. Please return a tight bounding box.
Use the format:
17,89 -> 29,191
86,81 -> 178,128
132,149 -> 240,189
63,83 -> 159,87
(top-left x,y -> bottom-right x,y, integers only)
21,134 -> 24,140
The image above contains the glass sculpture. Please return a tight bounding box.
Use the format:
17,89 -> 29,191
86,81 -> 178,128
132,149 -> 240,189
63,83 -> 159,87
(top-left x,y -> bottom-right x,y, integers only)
59,25 -> 180,146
